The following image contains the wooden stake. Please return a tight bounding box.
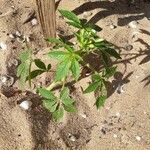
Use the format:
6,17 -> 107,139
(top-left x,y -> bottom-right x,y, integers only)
36,0 -> 56,41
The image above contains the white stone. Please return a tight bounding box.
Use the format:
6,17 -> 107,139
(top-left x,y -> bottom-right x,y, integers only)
116,112 -> 121,117
19,100 -> 32,110
110,24 -> 116,29
135,136 -> 141,141
68,133 -> 76,142
70,136 -> 76,142
0,42 -> 7,50
113,134 -> 118,138
0,76 -> 7,83
31,18 -> 38,26
16,31 -> 21,37
80,113 -> 87,118
9,34 -> 15,39
128,21 -> 138,29
83,12 -> 93,18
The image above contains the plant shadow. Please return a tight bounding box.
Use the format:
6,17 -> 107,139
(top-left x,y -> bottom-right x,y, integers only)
24,92 -> 62,150
106,71 -> 134,97
72,0 -> 150,26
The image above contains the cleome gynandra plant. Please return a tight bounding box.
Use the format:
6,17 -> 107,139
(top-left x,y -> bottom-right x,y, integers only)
17,10 -> 121,122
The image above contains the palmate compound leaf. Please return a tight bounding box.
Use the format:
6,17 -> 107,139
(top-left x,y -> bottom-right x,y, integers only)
104,66 -> 117,79
17,63 -> 26,77
55,59 -> 72,81
43,99 -> 58,113
38,88 -> 56,100
19,50 -> 30,62
27,69 -> 45,80
84,81 -> 100,94
64,104 -> 77,113
67,21 -> 82,29
48,51 -> 69,61
103,47 -> 121,59
60,87 -> 75,106
17,63 -> 30,88
59,9 -> 80,24
96,95 -> 107,109
52,107 -> 64,122
60,87 -> 69,100
71,58 -> 80,81
34,59 -> 47,70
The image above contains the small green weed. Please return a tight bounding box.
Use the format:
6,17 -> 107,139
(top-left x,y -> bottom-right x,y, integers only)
17,10 -> 121,122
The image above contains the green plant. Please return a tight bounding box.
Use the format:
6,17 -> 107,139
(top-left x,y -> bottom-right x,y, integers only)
17,10 -> 121,122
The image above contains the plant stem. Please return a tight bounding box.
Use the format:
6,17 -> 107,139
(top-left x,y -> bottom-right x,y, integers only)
28,61 -> 32,88
46,81 -> 62,91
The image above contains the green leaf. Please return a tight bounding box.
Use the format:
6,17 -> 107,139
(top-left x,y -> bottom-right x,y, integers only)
64,104 -> 77,113
64,45 -> 74,52
59,9 -> 80,23
17,63 -> 26,77
52,107 -> 64,122
67,21 -> 82,29
96,95 -> 107,109
101,52 -> 110,66
92,74 -> 101,82
46,38 -> 63,44
63,98 -> 75,106
19,64 -> 29,87
48,51 -> 69,60
104,48 -> 121,59
43,99 -> 57,112
38,88 -> 56,100
104,66 -> 117,79
71,59 -> 80,80
47,64 -> 51,71
27,69 -> 44,80
34,59 -> 46,70
55,59 -> 71,81
60,87 -> 69,100
84,82 -> 100,93
19,51 -> 30,62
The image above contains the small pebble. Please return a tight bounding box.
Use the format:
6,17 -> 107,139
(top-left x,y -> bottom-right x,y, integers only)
135,136 -> 141,141
9,34 -> 15,39
116,112 -> 121,117
113,134 -> 118,138
110,24 -> 116,29
135,75 -> 140,79
83,12 -> 93,18
15,31 -> 21,37
0,42 -> 7,50
128,21 -> 138,29
0,76 -> 7,83
0,75 -> 14,87
68,133 -> 76,142
19,100 -> 32,110
80,113 -> 87,119
31,18 -> 38,26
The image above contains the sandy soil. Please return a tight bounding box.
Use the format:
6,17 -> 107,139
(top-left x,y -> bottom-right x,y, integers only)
0,0 -> 150,150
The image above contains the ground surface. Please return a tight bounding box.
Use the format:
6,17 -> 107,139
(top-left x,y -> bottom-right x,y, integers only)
0,0 -> 150,150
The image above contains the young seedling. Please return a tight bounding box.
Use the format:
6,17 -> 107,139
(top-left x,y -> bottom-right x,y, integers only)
17,10 -> 121,122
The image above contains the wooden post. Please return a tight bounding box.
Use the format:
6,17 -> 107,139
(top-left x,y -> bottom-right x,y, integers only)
36,0 -> 56,41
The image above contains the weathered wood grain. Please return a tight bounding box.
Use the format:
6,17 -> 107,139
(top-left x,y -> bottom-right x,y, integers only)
36,0 -> 56,40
